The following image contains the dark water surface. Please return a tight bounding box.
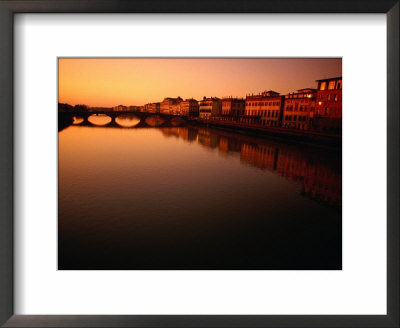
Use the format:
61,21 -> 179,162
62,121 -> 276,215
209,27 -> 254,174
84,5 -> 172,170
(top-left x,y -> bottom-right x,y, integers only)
58,116 -> 342,270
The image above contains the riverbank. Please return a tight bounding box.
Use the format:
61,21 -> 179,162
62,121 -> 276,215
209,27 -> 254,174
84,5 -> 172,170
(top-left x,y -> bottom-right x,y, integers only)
58,111 -> 341,149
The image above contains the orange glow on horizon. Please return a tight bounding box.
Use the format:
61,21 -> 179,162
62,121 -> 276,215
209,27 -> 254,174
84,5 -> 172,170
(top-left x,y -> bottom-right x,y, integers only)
58,58 -> 342,107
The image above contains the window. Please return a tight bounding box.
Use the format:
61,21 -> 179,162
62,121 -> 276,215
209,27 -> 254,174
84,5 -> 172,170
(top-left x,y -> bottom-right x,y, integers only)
320,82 -> 326,90
337,80 -> 342,89
328,80 -> 336,90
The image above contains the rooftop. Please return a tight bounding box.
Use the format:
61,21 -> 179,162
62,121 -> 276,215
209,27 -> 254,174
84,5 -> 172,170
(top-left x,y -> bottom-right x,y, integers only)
316,76 -> 342,82
297,88 -> 317,92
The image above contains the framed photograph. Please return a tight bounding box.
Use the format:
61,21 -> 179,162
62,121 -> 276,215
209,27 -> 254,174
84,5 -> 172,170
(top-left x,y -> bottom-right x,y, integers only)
0,1 -> 398,327
57,57 -> 343,271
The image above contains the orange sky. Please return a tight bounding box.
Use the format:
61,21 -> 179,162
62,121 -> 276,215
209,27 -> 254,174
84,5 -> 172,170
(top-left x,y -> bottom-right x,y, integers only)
58,58 -> 341,107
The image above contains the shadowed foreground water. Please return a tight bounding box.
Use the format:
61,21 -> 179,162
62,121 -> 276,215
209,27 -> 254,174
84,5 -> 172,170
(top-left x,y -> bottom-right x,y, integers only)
58,118 -> 341,270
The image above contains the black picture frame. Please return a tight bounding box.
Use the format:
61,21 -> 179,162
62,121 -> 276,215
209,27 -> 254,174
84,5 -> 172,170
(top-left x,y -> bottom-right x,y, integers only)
0,0 -> 398,327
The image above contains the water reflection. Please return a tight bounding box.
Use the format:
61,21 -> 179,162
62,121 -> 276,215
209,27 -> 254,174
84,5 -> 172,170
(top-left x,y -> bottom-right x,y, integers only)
159,126 -> 198,143
115,115 -> 140,127
59,124 -> 341,270
171,117 -> 186,126
72,116 -> 84,124
160,126 -> 341,207
145,115 -> 164,127
88,114 -> 112,126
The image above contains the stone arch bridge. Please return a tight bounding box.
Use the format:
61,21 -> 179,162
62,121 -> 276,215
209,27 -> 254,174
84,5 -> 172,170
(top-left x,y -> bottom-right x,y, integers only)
59,110 -> 189,129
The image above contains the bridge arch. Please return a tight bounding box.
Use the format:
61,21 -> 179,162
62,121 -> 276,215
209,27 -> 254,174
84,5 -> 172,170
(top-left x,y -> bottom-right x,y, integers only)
88,113 -> 112,126
115,114 -> 141,127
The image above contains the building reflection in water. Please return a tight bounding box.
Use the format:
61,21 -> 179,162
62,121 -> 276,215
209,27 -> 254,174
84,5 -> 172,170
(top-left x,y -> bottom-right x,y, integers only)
160,126 -> 341,207
160,126 -> 198,143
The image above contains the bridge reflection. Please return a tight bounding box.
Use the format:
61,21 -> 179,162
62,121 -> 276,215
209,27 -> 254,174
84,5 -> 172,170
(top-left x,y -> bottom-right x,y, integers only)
160,126 -> 342,208
59,111 -> 188,130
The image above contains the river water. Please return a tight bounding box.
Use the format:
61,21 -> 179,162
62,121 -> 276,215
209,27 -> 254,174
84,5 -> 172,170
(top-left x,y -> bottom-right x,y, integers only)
58,114 -> 342,270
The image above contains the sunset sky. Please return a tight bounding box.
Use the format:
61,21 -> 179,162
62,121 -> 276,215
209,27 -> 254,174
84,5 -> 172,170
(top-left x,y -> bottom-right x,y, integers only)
58,58 -> 341,107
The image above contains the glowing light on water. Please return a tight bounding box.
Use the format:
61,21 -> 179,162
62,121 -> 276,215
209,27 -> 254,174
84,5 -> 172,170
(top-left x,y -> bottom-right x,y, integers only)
115,115 -> 140,127
88,114 -> 112,126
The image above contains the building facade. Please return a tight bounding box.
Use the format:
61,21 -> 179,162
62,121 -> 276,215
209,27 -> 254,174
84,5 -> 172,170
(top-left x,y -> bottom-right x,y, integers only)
199,97 -> 222,119
113,105 -> 128,111
221,97 -> 245,116
128,105 -> 141,111
143,102 -> 160,113
178,98 -> 199,116
282,88 -> 316,130
314,77 -> 342,133
245,90 -> 284,127
160,97 -> 183,115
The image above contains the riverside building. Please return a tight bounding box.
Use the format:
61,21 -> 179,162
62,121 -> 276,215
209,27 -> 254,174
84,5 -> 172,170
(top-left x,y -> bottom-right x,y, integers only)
178,98 -> 199,116
143,102 -> 160,113
245,90 -> 284,127
282,88 -> 317,130
221,97 -> 245,116
160,97 -> 183,115
199,97 -> 222,119
314,77 -> 342,133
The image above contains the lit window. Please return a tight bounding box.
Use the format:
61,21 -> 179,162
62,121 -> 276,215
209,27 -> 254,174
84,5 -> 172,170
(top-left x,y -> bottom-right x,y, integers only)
320,82 -> 326,90
328,81 -> 336,90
